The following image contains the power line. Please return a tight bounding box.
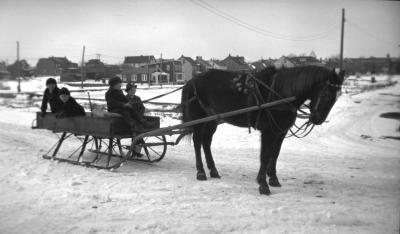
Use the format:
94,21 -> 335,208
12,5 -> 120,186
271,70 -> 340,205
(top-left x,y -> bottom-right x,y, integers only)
347,20 -> 399,46
190,0 -> 340,41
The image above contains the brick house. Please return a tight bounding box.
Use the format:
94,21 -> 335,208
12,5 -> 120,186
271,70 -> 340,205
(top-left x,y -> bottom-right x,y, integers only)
178,55 -> 196,82
221,54 -> 250,71
36,57 -> 77,76
121,55 -> 156,83
148,59 -> 183,84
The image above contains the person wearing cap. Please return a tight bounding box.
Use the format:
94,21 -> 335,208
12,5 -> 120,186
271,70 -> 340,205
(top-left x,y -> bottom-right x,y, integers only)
105,77 -> 151,131
40,78 -> 63,117
125,82 -> 145,117
56,87 -> 85,118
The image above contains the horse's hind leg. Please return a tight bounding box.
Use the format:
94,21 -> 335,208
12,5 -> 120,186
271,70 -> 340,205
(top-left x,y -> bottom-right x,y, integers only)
193,124 -> 207,180
202,121 -> 220,178
267,134 -> 286,187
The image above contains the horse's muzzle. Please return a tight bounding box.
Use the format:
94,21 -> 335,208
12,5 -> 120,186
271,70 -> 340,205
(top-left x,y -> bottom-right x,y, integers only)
309,113 -> 324,125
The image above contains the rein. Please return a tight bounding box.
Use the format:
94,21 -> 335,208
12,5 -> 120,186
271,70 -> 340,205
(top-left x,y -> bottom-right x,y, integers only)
246,72 -> 316,138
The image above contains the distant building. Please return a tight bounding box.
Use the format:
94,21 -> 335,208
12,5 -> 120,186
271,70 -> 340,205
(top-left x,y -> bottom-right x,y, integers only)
251,59 -> 275,71
85,59 -> 120,81
208,59 -> 228,70
36,57 -> 78,76
60,68 -> 82,82
7,60 -> 34,79
221,54 -> 250,71
194,56 -> 212,74
121,64 -> 149,84
148,59 -> 183,84
0,62 -> 11,80
325,55 -> 393,74
178,55 -> 196,82
121,55 -> 156,83
123,55 -> 156,67
274,56 -> 323,68
85,59 -> 105,80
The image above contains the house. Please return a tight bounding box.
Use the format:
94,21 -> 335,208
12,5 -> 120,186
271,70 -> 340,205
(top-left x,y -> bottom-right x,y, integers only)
121,64 -> 149,84
194,56 -> 213,74
251,59 -> 275,71
121,55 -> 156,84
85,59 -> 105,80
221,54 -> 250,71
7,60 -> 34,79
123,55 -> 156,67
274,56 -> 323,68
208,59 -> 227,70
60,68 -> 83,82
147,59 -> 183,84
0,62 -> 11,80
178,55 -> 196,82
36,57 -> 78,76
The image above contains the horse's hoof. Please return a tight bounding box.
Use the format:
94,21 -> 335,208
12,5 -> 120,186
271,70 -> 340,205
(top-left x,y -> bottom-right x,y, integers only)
259,185 -> 271,195
197,172 -> 207,181
210,168 -> 221,178
269,177 -> 282,187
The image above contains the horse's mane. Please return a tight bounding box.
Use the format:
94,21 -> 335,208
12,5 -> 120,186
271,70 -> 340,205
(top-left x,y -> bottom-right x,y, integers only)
256,66 -> 332,97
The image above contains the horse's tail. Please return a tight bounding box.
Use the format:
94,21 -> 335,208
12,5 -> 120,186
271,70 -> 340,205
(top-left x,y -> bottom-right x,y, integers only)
181,81 -> 193,123
180,82 -> 195,141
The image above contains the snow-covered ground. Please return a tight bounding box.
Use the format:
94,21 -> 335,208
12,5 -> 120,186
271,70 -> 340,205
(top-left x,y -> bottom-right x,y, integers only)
0,76 -> 399,233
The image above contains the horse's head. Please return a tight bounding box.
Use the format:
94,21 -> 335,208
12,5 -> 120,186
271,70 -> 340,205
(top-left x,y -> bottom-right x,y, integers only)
309,68 -> 344,125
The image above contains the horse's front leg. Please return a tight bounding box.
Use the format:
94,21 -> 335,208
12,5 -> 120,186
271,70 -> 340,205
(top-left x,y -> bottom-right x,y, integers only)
267,134 -> 286,187
257,131 -> 275,195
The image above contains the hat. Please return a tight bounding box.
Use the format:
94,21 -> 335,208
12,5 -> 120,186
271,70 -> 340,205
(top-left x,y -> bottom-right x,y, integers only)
59,87 -> 70,96
109,76 -> 122,87
46,78 -> 57,85
125,82 -> 137,92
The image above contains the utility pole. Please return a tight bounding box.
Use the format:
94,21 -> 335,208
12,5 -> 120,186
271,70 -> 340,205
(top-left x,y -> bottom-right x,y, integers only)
17,41 -> 21,93
339,8 -> 345,71
81,46 -> 85,89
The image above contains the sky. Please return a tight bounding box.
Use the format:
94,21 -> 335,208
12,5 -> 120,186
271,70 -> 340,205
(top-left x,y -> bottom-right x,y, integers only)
0,0 -> 399,65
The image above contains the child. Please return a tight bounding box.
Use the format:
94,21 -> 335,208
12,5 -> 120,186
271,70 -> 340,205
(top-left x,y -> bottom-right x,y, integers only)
105,77 -> 150,131
56,87 -> 85,118
40,78 -> 63,117
125,82 -> 145,119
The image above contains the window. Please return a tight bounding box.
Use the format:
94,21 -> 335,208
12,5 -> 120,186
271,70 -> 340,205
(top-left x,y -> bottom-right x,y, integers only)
133,74 -> 137,81
142,74 -> 147,81
166,65 -> 170,71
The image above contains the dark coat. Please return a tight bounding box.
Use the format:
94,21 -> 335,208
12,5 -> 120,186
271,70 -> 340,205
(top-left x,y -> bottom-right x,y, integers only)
57,97 -> 85,118
126,94 -> 145,115
105,88 -> 128,112
41,87 -> 63,113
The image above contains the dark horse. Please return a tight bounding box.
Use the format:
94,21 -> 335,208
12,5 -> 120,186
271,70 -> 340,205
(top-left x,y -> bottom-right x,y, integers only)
181,65 -> 344,195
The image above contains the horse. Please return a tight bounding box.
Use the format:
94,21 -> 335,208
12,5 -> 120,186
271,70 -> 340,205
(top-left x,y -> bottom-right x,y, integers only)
180,65 -> 344,195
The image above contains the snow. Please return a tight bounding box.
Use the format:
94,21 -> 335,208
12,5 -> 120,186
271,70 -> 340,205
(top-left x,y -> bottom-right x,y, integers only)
0,76 -> 399,233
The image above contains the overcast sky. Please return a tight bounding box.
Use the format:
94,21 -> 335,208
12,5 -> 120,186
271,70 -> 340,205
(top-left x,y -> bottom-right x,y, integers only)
1,0 -> 399,65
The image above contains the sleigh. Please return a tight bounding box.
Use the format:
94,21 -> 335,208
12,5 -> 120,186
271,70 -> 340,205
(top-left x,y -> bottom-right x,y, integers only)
31,96 -> 295,170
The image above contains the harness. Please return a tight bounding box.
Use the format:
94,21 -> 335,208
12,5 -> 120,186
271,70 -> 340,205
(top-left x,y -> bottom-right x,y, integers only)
233,72 -> 316,138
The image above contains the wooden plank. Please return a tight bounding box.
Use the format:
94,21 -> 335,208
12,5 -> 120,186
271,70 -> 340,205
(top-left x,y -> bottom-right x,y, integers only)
133,96 -> 296,139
